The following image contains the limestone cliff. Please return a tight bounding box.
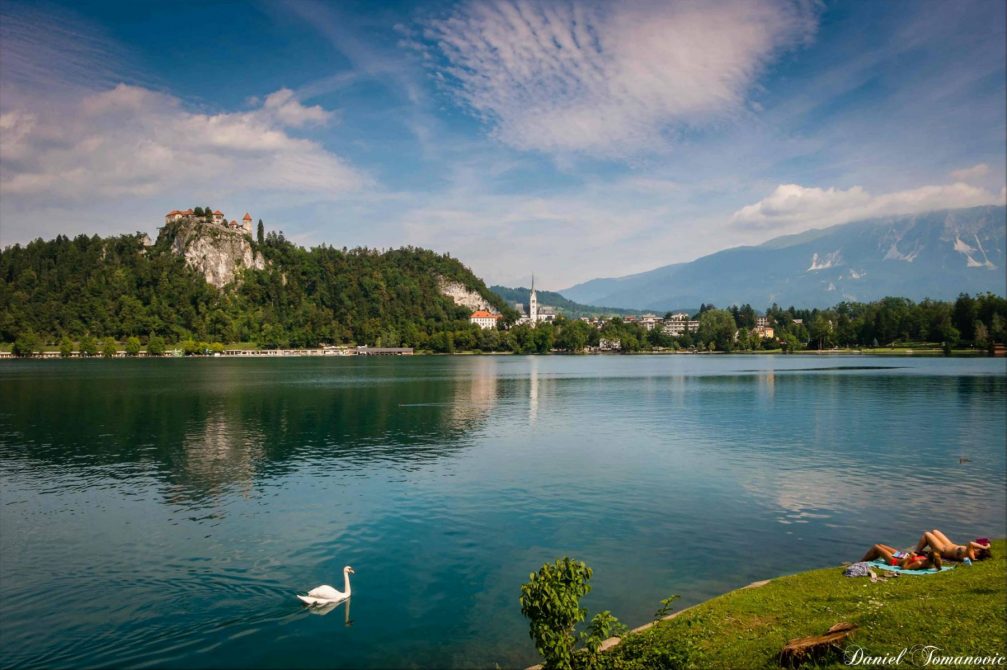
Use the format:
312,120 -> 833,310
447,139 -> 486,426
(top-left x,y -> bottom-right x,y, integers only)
159,221 -> 265,289
437,276 -> 491,311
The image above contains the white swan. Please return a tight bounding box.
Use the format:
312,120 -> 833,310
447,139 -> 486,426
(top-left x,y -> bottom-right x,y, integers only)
297,566 -> 354,606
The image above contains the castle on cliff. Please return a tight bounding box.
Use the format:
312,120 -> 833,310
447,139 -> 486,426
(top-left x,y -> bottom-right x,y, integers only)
165,208 -> 253,237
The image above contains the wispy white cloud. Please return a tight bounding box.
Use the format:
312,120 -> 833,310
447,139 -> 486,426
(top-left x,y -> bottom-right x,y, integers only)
0,2 -> 147,101
262,88 -> 333,127
949,162 -> 990,182
419,0 -> 817,158
731,181 -> 1004,233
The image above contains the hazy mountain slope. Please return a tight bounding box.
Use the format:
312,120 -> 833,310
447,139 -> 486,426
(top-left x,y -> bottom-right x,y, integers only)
561,206 -> 1006,310
489,285 -> 640,316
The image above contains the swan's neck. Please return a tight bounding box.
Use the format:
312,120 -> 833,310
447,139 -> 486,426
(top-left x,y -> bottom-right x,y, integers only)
343,571 -> 352,597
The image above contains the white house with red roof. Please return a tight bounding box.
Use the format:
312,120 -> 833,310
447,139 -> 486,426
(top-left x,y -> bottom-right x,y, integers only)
242,213 -> 253,236
469,310 -> 502,330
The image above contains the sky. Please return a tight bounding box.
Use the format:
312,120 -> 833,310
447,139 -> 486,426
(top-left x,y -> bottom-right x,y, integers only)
0,0 -> 1004,290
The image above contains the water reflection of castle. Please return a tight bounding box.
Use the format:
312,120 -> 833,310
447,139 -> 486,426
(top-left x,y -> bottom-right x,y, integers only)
162,363 -> 511,509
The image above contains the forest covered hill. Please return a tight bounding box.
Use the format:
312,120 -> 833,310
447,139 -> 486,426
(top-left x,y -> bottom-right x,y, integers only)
0,224 -> 515,348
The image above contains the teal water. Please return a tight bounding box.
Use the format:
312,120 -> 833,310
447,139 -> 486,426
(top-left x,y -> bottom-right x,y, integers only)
1,356 -> 1004,668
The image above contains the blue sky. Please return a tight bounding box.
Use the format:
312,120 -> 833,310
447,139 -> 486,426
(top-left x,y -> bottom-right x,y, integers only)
0,0 -> 1004,289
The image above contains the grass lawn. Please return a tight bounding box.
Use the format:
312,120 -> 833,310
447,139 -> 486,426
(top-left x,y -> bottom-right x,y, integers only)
605,539 -> 1006,669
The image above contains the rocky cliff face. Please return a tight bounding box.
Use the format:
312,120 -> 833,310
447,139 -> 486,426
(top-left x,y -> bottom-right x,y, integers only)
161,221 -> 265,289
437,276 -> 491,311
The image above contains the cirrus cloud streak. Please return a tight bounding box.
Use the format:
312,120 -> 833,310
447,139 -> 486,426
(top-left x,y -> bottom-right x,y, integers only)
420,0 -> 818,158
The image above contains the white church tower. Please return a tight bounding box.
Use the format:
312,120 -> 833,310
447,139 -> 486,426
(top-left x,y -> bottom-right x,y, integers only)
529,275 -> 538,325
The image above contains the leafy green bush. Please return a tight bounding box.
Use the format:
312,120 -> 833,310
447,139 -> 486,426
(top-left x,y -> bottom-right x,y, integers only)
520,558 -> 627,670
124,337 -> 141,356
59,336 -> 74,358
147,335 -> 165,356
101,337 -> 117,358
80,334 -> 98,357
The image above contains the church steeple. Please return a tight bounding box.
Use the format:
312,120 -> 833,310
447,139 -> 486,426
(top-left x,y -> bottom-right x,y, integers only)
529,274 -> 538,324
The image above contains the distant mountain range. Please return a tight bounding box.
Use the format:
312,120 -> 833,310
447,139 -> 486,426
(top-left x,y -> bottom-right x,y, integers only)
560,206 -> 1006,311
489,285 -> 640,316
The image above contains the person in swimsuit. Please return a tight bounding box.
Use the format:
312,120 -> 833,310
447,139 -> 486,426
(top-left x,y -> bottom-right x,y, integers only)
860,543 -> 942,570
913,529 -> 992,561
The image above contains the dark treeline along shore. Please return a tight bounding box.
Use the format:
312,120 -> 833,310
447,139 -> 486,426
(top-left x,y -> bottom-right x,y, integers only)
1,229 -> 1005,356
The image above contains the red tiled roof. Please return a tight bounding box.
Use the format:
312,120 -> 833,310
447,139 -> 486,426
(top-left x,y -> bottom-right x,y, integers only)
243,213 -> 252,221
470,310 -> 500,319
213,210 -> 224,215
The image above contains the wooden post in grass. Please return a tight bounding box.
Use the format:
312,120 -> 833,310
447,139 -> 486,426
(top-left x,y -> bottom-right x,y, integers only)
778,622 -> 857,667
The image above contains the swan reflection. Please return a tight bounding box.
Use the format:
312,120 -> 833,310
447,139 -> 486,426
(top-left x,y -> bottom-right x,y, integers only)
307,597 -> 352,625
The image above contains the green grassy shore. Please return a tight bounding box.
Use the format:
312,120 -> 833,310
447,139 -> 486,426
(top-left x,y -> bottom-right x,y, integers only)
604,539 -> 1006,669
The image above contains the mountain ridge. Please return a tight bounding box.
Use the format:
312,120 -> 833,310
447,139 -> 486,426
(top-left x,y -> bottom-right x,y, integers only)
560,205 -> 1006,310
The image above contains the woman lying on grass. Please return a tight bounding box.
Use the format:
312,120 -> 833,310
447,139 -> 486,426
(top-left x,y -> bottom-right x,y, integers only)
914,529 -> 992,562
861,544 -> 942,570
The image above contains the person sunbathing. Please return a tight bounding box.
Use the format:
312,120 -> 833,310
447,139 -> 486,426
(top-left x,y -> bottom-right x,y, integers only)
860,543 -> 942,570
913,529 -> 992,562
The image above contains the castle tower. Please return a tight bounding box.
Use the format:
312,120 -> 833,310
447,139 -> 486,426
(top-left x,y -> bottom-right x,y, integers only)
529,275 -> 538,325
242,213 -> 253,236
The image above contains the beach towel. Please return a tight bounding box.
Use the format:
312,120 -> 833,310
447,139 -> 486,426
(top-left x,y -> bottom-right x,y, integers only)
868,559 -> 954,575
843,562 -> 873,577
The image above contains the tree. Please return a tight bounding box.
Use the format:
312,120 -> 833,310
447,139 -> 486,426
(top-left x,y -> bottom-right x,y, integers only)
697,309 -> 737,351
533,322 -> 555,353
12,331 -> 40,357
974,321 -> 990,349
80,334 -> 99,357
101,337 -> 118,358
59,336 -> 74,358
124,336 -> 141,356
809,314 -> 834,350
193,206 -> 204,217
147,335 -> 166,356
953,293 -> 978,342
257,219 -> 265,244
556,319 -> 590,352
781,333 -> 803,353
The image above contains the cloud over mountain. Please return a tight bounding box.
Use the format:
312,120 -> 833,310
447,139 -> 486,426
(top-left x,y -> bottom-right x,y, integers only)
731,181 -> 1003,234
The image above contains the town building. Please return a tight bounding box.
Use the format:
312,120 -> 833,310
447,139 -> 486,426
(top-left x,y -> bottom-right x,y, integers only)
469,310 -> 502,329
661,313 -> 699,337
754,325 -> 775,339
598,338 -> 621,351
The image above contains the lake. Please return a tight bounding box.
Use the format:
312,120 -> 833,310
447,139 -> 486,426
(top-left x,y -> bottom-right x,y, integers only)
1,355 -> 1004,668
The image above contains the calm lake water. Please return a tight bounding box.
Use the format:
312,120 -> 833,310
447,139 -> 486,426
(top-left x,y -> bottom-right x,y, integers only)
1,355 -> 1004,668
